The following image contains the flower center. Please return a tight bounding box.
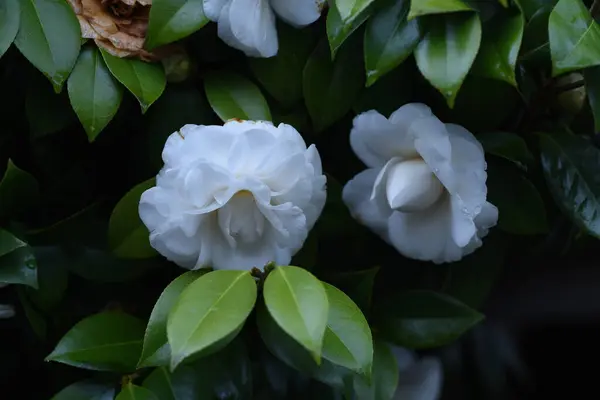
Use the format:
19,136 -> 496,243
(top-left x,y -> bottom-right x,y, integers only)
217,190 -> 265,245
385,158 -> 444,213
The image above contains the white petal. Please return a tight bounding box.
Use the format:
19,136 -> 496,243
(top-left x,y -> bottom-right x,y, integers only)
149,223 -> 203,269
389,103 -> 433,126
394,357 -> 443,400
203,0 -> 229,20
258,201 -> 308,250
343,168 -> 392,239
350,110 -> 418,169
391,346 -> 417,371
385,159 -> 444,212
270,0 -> 324,27
139,187 -> 183,231
162,124 -> 234,169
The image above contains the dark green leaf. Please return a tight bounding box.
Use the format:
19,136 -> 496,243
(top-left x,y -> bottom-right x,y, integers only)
14,0 -> 81,91
364,0 -> 421,87
584,66 -> 600,132
352,341 -> 399,400
167,270 -> 257,369
414,12 -> 482,108
100,49 -> 166,112
68,46 -> 123,142
516,0 -> 557,19
325,267 -> 379,315
145,0 -> 208,50
539,132 -> 600,238
116,384 -> 158,400
46,311 -> 146,372
548,0 -> 600,77
334,0 -> 376,23
0,0 -> 19,59
142,368 -> 176,400
50,380 -> 116,400
0,159 -> 40,219
304,39 -> 364,132
26,247 -> 69,311
327,3 -> 371,58
263,266 -> 329,362
518,5 -> 552,69
25,72 -> 75,137
376,290 -> 483,349
203,70 -> 271,122
408,0 -> 471,19
18,287 -> 46,338
138,270 -> 208,368
0,229 -> 37,288
108,178 -> 157,259
477,131 -> 534,169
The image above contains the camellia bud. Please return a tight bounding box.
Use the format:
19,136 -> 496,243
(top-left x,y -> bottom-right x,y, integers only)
161,50 -> 193,83
556,72 -> 587,116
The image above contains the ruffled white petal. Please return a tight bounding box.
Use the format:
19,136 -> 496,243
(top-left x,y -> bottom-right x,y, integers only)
270,0 -> 324,27
203,0 -> 229,21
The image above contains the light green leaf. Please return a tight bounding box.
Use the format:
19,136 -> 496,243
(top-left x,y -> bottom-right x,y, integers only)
142,368 -> 176,400
327,2 -> 372,58
585,66 -> 600,131
548,0 -> 600,77
14,0 -> 81,91
68,46 -> 123,142
477,131 -> 534,169
364,0 -> 421,87
321,283 -> 373,377
138,270 -> 208,368
0,229 -> 37,288
0,159 -> 40,219
116,384 -> 158,400
167,270 -> 257,369
50,380 -> 116,400
539,132 -> 600,238
0,0 -> 19,59
46,311 -> 146,372
352,341 -> 399,400
108,178 -> 157,259
334,0 -> 376,23
414,12 -> 482,108
100,49 -> 166,112
203,71 -> 271,122
472,11 -> 524,87
145,0 -> 208,50
376,290 -> 483,349
408,0 -> 471,19
263,266 -> 329,363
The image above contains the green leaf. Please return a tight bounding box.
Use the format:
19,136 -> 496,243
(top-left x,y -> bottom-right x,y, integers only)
67,46 -> 123,142
46,311 -> 146,372
100,49 -> 166,113
518,6 -> 552,68
142,368 -> 176,400
352,341 -> 399,400
249,22 -> 316,109
584,66 -> 600,132
0,0 -> 19,59
0,159 -> 40,219
472,11 -> 524,87
108,178 -> 157,259
304,39 -> 364,132
167,270 -> 257,369
18,287 -> 47,338
539,132 -> 600,238
204,71 -> 271,122
548,0 -> 600,77
325,267 -> 379,315
364,0 -> 421,87
375,290 -> 483,349
477,131 -> 534,169
145,0 -> 208,50
334,0 -> 376,23
263,266 -> 329,363
0,229 -> 37,288
408,0 -> 471,19
116,384 -> 158,400
14,0 -> 81,91
50,380 -> 116,400
414,12 -> 482,108
138,270 -> 208,368
26,247 -> 69,311
321,283 -> 373,377
327,2 -> 372,58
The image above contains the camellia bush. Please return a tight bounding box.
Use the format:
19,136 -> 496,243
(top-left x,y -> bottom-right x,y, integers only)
1,0 -> 599,398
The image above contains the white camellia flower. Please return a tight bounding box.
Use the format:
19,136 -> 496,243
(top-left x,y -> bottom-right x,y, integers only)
343,103 -> 498,263
392,346 -> 443,400
203,0 -> 325,58
139,120 -> 327,271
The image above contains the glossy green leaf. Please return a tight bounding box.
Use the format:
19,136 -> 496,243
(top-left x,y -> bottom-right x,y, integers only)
0,229 -> 37,288
364,0 -> 420,87
108,178 -> 157,259
263,266 -> 329,362
487,163 -> 548,235
376,290 -> 483,349
167,270 -> 257,369
145,0 -> 208,50
0,159 -> 40,219
204,71 -> 271,122
46,311 -> 146,372
50,381 -> 116,400
138,270 -> 208,368
414,12 -> 482,108
516,0 -> 558,19
116,384 -> 158,400
321,283 -> 373,377
334,0 -> 376,23
352,341 -> 399,400
68,46 -> 123,142
304,39 -> 364,132
539,132 -> 600,238
325,267 -> 379,315
14,0 -> 81,91
584,66 -> 600,132
142,368 -> 176,400
408,0 -> 471,19
327,2 -> 372,58
0,0 -> 19,59
548,0 -> 600,76
518,6 -> 552,67
477,131 -> 534,169
472,11 -> 524,87
100,49 -> 166,112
